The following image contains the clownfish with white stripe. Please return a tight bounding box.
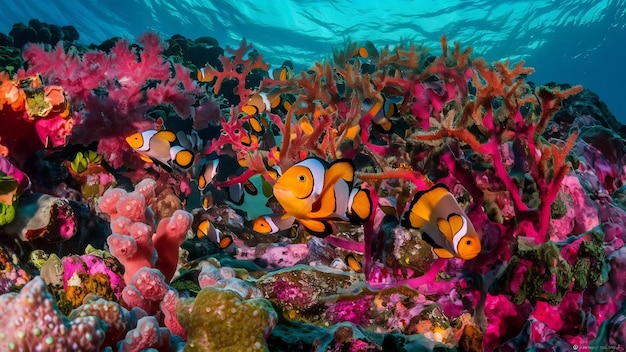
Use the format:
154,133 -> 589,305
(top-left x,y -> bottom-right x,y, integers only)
197,156 -> 220,191
401,184 -> 481,260
272,157 -> 373,237
197,219 -> 235,252
252,213 -> 296,234
362,95 -> 402,134
125,129 -> 195,171
272,60 -> 294,81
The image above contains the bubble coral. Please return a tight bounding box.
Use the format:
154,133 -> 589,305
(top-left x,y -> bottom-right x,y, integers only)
0,276 -> 106,351
177,286 -> 278,352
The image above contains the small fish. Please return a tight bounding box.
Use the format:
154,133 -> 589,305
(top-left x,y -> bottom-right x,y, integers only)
272,60 -> 294,81
202,191 -> 213,210
362,95 -> 401,133
273,157 -> 361,237
344,253 -> 363,272
126,129 -> 194,170
252,213 -> 296,234
197,67 -> 215,83
401,184 -> 481,260
197,219 -> 235,251
197,156 -> 220,191
241,90 -> 293,118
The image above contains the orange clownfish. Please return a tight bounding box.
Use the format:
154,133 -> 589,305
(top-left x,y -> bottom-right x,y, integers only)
197,67 -> 215,83
272,157 -> 372,237
344,253 -> 363,272
272,60 -> 294,81
401,184 -> 481,260
252,213 -> 296,234
197,219 -> 235,251
125,129 -> 195,171
362,95 -> 402,134
197,156 -> 220,191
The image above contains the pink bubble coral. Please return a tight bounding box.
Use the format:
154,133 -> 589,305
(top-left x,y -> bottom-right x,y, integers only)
0,276 -> 106,351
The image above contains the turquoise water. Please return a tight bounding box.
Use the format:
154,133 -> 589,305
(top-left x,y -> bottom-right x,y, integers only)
1,0 -> 625,120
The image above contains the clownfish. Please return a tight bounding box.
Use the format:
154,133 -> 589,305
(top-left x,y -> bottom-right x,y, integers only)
252,213 -> 297,235
197,67 -> 215,83
362,95 -> 402,134
197,219 -> 235,251
197,156 -> 220,191
272,157 -> 372,237
272,60 -> 294,81
225,178 -> 258,206
126,129 -> 195,171
240,90 -> 294,118
252,213 -> 296,234
344,253 -> 363,272
401,184 -> 481,260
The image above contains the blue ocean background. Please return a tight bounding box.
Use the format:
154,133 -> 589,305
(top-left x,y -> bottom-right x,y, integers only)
1,0 -> 625,121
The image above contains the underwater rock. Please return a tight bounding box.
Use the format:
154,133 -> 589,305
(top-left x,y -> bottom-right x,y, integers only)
0,242 -> 31,293
1,192 -> 76,242
256,264 -> 362,318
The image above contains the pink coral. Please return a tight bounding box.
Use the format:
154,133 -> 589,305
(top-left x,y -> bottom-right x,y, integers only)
21,32 -> 203,169
153,209 -> 192,282
0,276 -> 106,351
118,316 -> 181,352
121,267 -> 170,315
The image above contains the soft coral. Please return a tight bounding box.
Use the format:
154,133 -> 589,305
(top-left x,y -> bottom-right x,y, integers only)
21,32 -> 203,169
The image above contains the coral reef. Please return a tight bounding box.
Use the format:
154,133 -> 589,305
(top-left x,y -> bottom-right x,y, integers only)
1,19 -> 626,351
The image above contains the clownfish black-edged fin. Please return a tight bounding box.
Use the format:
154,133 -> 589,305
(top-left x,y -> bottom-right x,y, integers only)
327,158 -> 355,185
300,218 -> 335,238
344,254 -> 363,272
433,247 -> 456,259
422,232 -> 455,259
402,184 -> 450,229
219,235 -> 234,250
155,130 -> 177,143
437,213 -> 465,243
347,188 -> 373,223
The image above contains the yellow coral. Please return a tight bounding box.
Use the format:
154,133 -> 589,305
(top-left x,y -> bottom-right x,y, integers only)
178,286 -> 277,352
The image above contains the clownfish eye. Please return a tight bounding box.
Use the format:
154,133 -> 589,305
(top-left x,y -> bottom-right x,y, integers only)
298,175 -> 306,182
466,240 -> 472,246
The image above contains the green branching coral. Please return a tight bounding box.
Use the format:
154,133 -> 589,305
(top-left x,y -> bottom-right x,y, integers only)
0,173 -> 19,225
571,230 -> 607,290
491,240 -> 572,305
178,286 -> 278,352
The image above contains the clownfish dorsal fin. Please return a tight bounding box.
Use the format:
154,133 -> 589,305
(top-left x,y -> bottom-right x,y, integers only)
436,217 -> 455,243
155,130 -> 177,143
403,184 -> 449,229
325,159 -> 354,188
300,218 -> 334,237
